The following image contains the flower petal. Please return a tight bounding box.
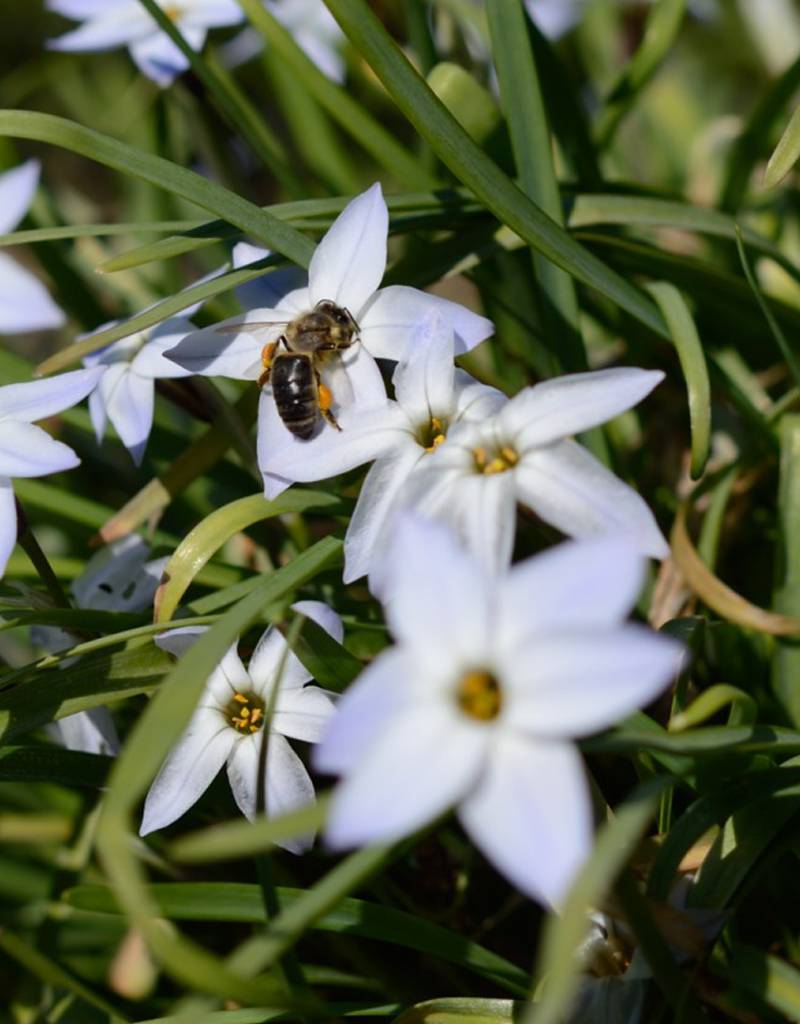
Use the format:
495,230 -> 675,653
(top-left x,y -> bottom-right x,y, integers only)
130,318 -> 198,379
0,252 -> 65,333
458,734 -> 591,906
164,315 -> 265,380
73,534 -> 165,613
180,0 -> 245,28
497,537 -> 646,646
294,25 -> 345,82
392,311 -> 456,424
455,473 -> 517,574
292,599 -> 344,644
344,449 -> 424,584
129,25 -> 202,86
360,285 -> 493,360
140,708 -> 235,835
309,182 -> 387,312
232,244 -> 307,311
248,602 -> 341,695
53,708 -> 120,756
324,701 -> 486,849
500,624 -> 685,738
99,365 -> 154,466
370,513 -> 492,677
515,439 -> 669,558
0,476 -> 17,577
274,685 -> 337,743
452,369 -> 507,421
0,160 -> 40,236
155,628 -> 250,707
0,367 -> 102,423
49,6 -> 154,50
314,647 -> 413,776
0,421 -> 80,478
500,368 -> 665,451
226,731 -> 317,853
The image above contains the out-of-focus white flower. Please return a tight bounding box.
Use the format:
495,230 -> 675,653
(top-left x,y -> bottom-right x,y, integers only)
141,601 -> 340,851
46,0 -> 246,87
264,312 -> 505,584
37,535 -> 168,757
0,368 -> 103,579
165,183 -> 493,498
222,0 -> 346,82
400,367 -> 669,573
0,161 -> 65,334
83,316 -> 197,465
317,516 -> 684,906
524,0 -> 584,39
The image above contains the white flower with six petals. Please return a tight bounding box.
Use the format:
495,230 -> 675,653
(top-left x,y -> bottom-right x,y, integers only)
400,367 -> 670,573
164,183 -> 494,498
317,515 -> 684,906
141,601 -> 340,852
0,367 -> 103,578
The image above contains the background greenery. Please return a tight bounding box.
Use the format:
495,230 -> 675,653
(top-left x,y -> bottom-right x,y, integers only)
4,1 -> 800,1021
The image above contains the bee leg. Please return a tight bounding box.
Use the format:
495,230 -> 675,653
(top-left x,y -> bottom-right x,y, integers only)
257,340 -> 280,390
317,376 -> 342,432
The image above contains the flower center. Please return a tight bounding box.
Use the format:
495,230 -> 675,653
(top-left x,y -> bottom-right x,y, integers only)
226,691 -> 266,734
160,2 -> 183,20
417,416 -> 447,453
473,445 -> 519,475
456,670 -> 503,721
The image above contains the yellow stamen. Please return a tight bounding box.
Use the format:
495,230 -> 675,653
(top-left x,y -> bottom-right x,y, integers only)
233,693 -> 248,703
456,670 -> 502,721
473,444 -> 518,475
226,692 -> 266,734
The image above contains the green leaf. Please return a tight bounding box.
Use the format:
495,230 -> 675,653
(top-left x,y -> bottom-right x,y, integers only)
320,0 -> 668,341
0,110 -> 315,374
645,281 -> 711,478
764,102 -> 800,188
65,883 -> 530,996
487,0 -> 584,373
773,415 -> 800,726
729,945 -> 800,1018
392,998 -> 520,1024
0,745 -> 110,787
154,489 -> 342,623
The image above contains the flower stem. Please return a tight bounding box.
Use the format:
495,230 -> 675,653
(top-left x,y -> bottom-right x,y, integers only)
15,498 -> 72,610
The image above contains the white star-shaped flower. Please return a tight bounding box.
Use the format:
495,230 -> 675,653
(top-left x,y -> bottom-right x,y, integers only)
141,601 -> 340,852
165,183 -> 494,498
317,516 -> 684,906
0,367 -> 103,579
83,316 -> 197,465
47,0 -> 246,87
263,312 -> 506,583
0,161 -> 65,334
399,367 -> 670,572
37,535 -> 168,757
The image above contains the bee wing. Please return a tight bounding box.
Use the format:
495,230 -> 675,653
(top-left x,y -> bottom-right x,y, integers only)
216,320 -> 290,336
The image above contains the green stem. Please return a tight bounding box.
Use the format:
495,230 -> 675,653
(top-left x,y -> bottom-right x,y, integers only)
14,499 -> 72,610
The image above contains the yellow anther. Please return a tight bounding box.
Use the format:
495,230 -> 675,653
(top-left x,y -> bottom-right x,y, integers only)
250,708 -> 263,726
456,670 -> 503,721
473,444 -> 518,475
226,692 -> 266,734
233,693 -> 248,703
239,707 -> 250,719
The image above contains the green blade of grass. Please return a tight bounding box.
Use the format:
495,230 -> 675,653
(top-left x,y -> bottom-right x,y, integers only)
320,0 -> 668,341
486,0 -> 584,373
646,281 -> 711,479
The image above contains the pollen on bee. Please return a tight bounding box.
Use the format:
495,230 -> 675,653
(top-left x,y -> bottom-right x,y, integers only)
318,382 -> 334,411
261,341 -> 278,369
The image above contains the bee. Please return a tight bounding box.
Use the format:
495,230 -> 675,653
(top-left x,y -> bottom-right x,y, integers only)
219,300 -> 359,440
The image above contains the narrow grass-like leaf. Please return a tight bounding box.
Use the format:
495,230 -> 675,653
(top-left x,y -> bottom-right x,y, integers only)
320,0 -> 668,340
235,0 -> 436,190
0,220 -> 198,246
595,0 -> 687,146
735,226 -> 800,391
487,0 -> 584,373
586,724 -> 800,757
671,504 -> 800,635
729,945 -> 800,1018
137,0 -> 299,194
523,777 -> 670,1024
154,490 -> 340,623
646,282 -> 711,478
392,998 -> 519,1023
773,415 -> 800,726
764,102 -> 800,188
0,746 -> 110,787
668,684 -> 757,731
65,883 -> 530,995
